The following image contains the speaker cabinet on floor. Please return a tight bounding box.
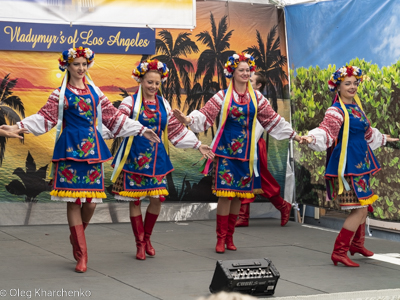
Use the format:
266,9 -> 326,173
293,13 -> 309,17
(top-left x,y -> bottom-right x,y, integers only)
209,258 -> 280,296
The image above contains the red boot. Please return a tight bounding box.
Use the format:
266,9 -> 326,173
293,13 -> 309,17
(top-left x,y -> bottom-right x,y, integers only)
69,224 -> 88,273
130,216 -> 146,260
226,214 -> 238,251
216,215 -> 229,253
349,223 -> 374,257
144,211 -> 158,256
331,228 -> 359,267
235,204 -> 249,227
70,221 -> 89,261
270,195 -> 291,226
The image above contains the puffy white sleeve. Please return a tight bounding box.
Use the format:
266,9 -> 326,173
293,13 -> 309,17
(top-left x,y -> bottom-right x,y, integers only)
17,89 -> 60,136
187,90 -> 224,133
256,91 -> 296,140
307,107 -> 344,151
164,100 -> 201,149
96,88 -> 146,138
365,127 -> 386,151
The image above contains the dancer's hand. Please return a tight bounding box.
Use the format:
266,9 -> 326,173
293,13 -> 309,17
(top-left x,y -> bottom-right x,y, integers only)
293,135 -> 301,143
0,125 -> 29,139
385,134 -> 399,142
172,109 -> 190,125
199,144 -> 215,160
143,128 -> 160,143
300,136 -> 313,144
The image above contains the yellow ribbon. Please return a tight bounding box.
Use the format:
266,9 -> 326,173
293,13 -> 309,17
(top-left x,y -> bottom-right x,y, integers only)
247,81 -> 258,177
111,86 -> 143,183
337,94 -> 364,194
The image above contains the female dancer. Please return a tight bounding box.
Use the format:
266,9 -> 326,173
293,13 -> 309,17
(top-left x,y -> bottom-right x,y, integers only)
236,71 -> 292,227
173,53 -> 300,253
301,66 -> 398,267
4,47 -> 160,272
111,59 -> 213,260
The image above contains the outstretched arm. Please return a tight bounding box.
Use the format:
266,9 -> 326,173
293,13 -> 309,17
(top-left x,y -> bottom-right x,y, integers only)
0,125 -> 29,139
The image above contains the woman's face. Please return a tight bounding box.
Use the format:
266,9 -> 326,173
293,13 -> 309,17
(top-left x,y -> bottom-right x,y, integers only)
67,56 -> 87,82
142,71 -> 161,99
338,75 -> 358,99
233,61 -> 250,85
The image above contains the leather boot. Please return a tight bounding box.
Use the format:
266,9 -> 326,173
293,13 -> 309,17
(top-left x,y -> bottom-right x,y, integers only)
130,216 -> 146,260
235,203 -> 249,227
69,225 -> 88,273
349,223 -> 374,257
70,221 -> 89,261
270,195 -> 291,226
226,214 -> 238,251
216,215 -> 229,253
144,211 -> 158,256
331,228 -> 359,267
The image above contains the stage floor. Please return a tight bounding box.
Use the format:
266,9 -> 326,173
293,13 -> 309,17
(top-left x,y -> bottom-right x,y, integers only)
1,219 -> 399,299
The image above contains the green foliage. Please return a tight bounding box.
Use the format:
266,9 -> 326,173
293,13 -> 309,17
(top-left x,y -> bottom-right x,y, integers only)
291,59 -> 400,221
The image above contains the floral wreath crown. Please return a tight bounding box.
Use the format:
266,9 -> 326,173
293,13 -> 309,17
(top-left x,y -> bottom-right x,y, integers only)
132,59 -> 169,83
328,65 -> 363,92
58,47 -> 95,72
224,53 -> 256,79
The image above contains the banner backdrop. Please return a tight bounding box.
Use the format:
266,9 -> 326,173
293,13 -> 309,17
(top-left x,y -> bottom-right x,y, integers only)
0,22 -> 155,54
0,2 -> 289,213
0,0 -> 196,29
285,0 -> 400,221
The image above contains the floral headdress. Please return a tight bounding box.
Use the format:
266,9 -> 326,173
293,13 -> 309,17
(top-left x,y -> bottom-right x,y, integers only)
132,59 -> 169,83
58,47 -> 95,72
224,53 -> 256,79
328,65 -> 363,92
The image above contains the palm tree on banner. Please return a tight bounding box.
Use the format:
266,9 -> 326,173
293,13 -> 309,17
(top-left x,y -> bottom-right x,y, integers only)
0,74 -> 26,165
6,151 -> 51,202
141,30 -> 199,109
195,13 -> 235,92
243,26 -> 288,113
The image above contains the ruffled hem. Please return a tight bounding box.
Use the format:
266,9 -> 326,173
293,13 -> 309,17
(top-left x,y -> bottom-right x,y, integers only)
114,194 -> 165,201
341,204 -> 368,210
50,190 -> 107,199
50,196 -> 103,203
119,189 -> 168,198
359,194 -> 379,206
213,190 -> 255,199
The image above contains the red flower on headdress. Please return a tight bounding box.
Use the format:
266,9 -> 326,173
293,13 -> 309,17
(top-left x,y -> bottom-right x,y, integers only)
147,59 -> 159,71
238,53 -> 247,62
346,66 -> 354,77
75,47 -> 86,58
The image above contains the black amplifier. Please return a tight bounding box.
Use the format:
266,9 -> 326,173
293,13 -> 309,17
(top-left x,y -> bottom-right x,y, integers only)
209,258 -> 280,296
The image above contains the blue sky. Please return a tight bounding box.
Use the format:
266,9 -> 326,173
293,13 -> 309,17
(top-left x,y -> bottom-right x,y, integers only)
285,0 -> 400,70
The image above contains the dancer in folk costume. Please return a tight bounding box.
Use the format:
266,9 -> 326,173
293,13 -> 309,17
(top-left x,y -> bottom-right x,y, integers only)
4,47 -> 160,273
173,53 -> 301,253
110,59 -> 214,260
301,66 -> 398,267
236,72 -> 292,228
